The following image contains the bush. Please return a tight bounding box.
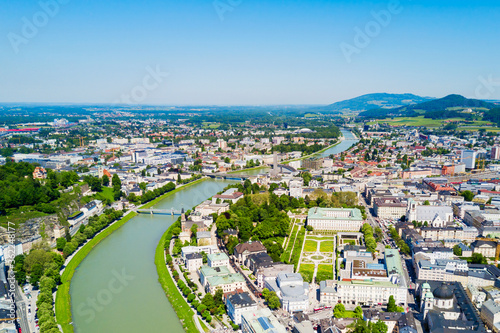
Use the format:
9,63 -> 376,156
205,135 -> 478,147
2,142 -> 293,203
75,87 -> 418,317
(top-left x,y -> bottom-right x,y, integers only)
197,304 -> 207,314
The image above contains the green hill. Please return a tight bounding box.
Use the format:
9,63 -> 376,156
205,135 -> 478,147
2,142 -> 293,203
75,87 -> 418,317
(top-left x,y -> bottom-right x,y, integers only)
359,94 -> 497,118
317,93 -> 432,113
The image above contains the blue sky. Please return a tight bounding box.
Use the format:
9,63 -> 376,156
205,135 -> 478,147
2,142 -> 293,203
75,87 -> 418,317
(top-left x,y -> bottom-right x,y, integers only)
1,0 -> 499,105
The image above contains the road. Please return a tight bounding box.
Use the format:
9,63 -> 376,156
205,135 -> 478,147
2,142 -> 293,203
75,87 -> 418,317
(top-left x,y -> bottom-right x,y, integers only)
217,239 -> 264,307
15,284 -> 31,333
360,193 -> 416,308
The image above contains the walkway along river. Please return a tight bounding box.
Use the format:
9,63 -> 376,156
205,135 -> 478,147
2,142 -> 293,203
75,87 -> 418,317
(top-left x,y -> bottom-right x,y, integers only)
69,131 -> 356,332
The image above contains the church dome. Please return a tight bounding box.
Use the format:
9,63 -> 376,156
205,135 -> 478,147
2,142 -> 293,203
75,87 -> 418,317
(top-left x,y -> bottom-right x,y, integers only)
433,283 -> 454,300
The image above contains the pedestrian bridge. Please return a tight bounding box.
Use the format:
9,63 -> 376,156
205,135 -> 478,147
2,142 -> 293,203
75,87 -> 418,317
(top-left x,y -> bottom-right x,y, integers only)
136,208 -> 183,215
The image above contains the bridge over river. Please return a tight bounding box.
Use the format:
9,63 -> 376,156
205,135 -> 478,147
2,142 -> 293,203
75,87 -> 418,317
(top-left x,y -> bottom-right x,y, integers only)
136,208 -> 184,215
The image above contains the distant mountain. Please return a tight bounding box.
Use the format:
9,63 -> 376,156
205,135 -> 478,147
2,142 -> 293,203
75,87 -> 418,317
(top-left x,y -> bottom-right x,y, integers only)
318,93 -> 432,113
359,94 -> 497,118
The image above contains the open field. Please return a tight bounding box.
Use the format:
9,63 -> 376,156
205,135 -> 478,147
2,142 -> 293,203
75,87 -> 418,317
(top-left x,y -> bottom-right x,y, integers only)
316,265 -> 334,282
319,241 -> 334,252
92,186 -> 115,203
304,240 -> 318,252
307,236 -> 335,241
299,264 -> 315,283
457,126 -> 500,132
368,116 -> 500,131
367,116 -> 459,127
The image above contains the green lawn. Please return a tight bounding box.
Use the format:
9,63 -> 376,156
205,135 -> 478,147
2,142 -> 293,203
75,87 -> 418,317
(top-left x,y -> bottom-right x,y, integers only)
307,236 -> 335,241
319,241 -> 334,252
299,264 -> 315,283
304,240 -> 318,252
457,126 -> 500,132
93,186 -> 115,203
367,116 -> 447,127
367,115 -> 500,131
155,227 -> 202,333
281,224 -> 299,262
291,228 -> 306,270
202,122 -> 220,129
336,310 -> 358,318
316,265 -> 334,282
55,211 -> 138,333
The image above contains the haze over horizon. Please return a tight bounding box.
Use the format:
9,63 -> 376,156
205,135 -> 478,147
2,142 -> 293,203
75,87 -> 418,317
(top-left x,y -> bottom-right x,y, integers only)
1,0 -> 500,105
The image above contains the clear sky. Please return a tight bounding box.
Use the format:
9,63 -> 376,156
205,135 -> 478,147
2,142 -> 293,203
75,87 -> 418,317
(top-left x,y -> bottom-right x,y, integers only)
1,0 -> 499,105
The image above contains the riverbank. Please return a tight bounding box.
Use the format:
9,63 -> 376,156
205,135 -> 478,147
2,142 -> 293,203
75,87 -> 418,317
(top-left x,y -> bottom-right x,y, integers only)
283,137 -> 343,164
55,177 -> 209,332
154,227 -> 203,333
226,165 -> 266,174
55,211 -> 138,333
140,177 -> 208,209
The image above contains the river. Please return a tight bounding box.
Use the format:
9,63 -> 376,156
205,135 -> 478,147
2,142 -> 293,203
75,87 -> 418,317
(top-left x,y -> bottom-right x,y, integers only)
69,132 -> 353,332
319,129 -> 359,157
69,168 -> 267,333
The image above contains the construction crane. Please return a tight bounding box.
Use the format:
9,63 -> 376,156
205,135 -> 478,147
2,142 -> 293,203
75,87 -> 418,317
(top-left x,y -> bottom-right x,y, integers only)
76,135 -> 85,147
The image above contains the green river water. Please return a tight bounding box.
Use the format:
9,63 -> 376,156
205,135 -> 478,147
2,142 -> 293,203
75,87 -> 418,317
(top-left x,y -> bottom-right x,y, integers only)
70,169 -> 267,332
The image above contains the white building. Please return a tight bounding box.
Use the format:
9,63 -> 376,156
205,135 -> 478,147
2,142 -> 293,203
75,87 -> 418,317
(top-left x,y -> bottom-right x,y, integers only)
185,253 -> 203,272
307,207 -> 364,231
226,292 -> 258,325
481,299 -> 500,331
461,150 -> 476,169
265,273 -> 309,313
207,253 -> 230,268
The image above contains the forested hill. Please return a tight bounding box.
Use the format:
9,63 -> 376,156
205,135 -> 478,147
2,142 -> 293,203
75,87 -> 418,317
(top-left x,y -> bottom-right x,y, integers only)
359,94 -> 497,118
0,162 -> 78,215
318,93 -> 432,113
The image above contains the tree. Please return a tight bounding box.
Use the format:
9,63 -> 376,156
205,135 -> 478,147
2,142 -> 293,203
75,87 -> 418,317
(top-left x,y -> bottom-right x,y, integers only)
191,224 -> 198,239
334,303 -> 346,318
84,175 -> 102,192
267,294 -> 281,309
461,190 -> 474,202
372,320 -> 388,333
453,244 -> 462,256
112,174 -> 122,199
102,175 -> 110,186
423,200 -> 430,206
354,306 -> 363,318
262,288 -> 281,309
56,238 -> 66,251
201,293 -> 215,311
387,295 -> 397,312
471,252 -> 487,264
301,172 -> 312,186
